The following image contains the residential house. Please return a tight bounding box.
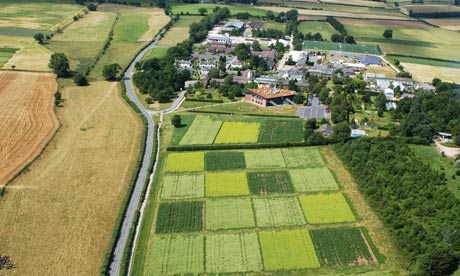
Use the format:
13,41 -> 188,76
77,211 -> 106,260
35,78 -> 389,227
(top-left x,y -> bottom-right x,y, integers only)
255,75 -> 279,86
199,61 -> 216,76
317,124 -> 334,137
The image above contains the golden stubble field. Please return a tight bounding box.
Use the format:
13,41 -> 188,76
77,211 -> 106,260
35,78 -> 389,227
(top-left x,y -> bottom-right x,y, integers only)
0,71 -> 58,186
0,81 -> 143,275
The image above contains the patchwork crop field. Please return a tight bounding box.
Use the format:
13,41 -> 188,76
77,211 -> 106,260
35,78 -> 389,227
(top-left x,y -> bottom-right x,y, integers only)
179,116 -> 222,145
214,122 -> 260,144
257,119 -> 304,143
137,144 -> 390,275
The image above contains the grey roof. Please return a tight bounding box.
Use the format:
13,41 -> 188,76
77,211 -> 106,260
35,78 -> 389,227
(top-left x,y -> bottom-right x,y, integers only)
250,21 -> 264,29
224,20 -> 244,29
357,55 -> 382,65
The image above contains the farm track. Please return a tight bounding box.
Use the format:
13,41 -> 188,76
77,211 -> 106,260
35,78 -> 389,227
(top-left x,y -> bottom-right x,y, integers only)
0,71 -> 58,186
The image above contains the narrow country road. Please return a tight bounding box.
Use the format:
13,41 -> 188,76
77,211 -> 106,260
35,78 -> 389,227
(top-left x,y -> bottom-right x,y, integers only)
109,32 -> 187,276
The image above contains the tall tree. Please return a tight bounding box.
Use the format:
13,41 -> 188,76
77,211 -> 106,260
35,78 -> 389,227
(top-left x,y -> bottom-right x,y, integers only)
48,53 -> 70,77
198,7 -> 208,15
102,63 -> 121,80
383,29 -> 393,39
33,33 -> 45,44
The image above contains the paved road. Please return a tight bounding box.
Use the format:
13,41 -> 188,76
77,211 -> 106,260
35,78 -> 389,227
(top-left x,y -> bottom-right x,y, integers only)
298,97 -> 330,119
109,33 -> 182,276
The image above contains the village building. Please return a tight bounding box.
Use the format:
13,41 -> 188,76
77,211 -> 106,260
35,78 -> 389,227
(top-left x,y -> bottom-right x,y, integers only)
244,87 -> 296,107
317,124 -> 334,137
207,35 -> 232,45
221,20 -> 245,33
351,129 -> 367,138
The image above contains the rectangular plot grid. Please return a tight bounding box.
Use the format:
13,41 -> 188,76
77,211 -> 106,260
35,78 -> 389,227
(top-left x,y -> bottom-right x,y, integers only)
281,148 -> 325,168
205,198 -> 255,230
179,116 -> 222,145
205,151 -> 246,171
289,167 -> 339,193
258,120 -> 304,143
247,171 -> 294,195
299,193 -> 356,224
165,152 -> 204,172
205,172 -> 250,197
244,149 -> 286,169
155,201 -> 203,233
161,174 -> 205,200
253,197 -> 306,227
214,122 -> 260,144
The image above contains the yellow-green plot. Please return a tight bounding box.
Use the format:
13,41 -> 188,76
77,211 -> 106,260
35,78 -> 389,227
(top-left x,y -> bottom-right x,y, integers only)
289,167 -> 339,192
259,229 -> 320,270
244,149 -> 286,169
165,152 -> 204,172
253,197 -> 306,227
179,116 -> 222,145
205,198 -> 255,230
299,193 -> 356,224
161,174 -> 205,199
148,235 -> 204,276
214,122 -> 260,144
205,172 -> 249,197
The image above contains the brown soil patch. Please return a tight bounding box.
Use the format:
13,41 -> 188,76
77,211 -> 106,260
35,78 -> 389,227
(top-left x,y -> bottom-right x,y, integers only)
426,18 -> 460,31
0,71 -> 58,186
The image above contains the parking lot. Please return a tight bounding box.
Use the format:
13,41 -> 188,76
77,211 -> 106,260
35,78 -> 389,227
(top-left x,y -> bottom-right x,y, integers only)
298,97 -> 330,119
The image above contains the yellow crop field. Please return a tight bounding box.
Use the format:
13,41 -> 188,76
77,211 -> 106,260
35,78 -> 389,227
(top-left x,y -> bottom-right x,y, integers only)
165,152 -> 204,172
299,193 -> 356,224
205,172 -> 250,197
214,122 -> 260,144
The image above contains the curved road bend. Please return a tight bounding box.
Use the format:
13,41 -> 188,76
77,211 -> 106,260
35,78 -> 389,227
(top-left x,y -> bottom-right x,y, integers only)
109,34 -> 188,276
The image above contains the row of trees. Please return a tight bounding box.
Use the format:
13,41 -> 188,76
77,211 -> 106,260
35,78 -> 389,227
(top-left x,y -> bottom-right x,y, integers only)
335,138 -> 460,275
189,7 -> 231,42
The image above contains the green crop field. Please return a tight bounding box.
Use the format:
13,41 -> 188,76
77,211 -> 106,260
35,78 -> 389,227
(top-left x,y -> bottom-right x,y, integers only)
169,115 -> 194,145
244,149 -> 287,169
179,116 -> 222,145
263,21 -> 286,31
112,13 -> 149,43
170,3 -> 268,16
205,172 -> 250,197
259,229 -> 320,270
214,122 -> 260,144
253,197 -> 306,227
148,235 -> 204,275
247,171 -> 295,195
298,21 -> 337,39
258,120 -> 304,143
289,168 -> 339,192
388,55 -> 460,69
310,227 -> 378,267
206,233 -> 263,273
161,174 -> 205,200
299,193 -> 356,224
281,148 -> 325,168
303,40 -> 381,55
205,151 -> 246,171
205,198 -> 255,230
143,47 -> 168,60
155,201 -> 203,233
0,47 -> 16,67
165,152 -> 204,172
174,15 -> 203,27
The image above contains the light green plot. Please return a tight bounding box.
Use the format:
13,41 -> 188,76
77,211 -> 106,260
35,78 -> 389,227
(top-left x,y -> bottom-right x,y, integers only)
148,235 -> 204,276
259,229 -> 320,270
205,198 -> 255,230
253,197 -> 306,227
206,233 -> 263,273
281,148 -> 325,168
165,152 -> 204,172
161,174 -> 205,199
244,149 -> 286,169
179,116 -> 222,145
290,167 -> 339,192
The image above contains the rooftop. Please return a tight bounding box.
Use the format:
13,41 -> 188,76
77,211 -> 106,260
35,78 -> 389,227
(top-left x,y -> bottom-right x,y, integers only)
247,87 -> 296,99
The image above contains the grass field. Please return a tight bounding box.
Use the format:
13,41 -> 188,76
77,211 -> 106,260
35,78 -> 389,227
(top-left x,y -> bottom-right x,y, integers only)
214,122 -> 260,144
303,40 -> 381,54
299,193 -> 356,224
170,3 -> 268,16
311,227 -> 378,266
0,35 -> 52,71
426,18 -> 460,31
298,21 -> 336,38
258,119 -> 304,143
0,72 -> 58,186
289,168 -> 339,192
160,174 -> 205,200
206,233 -> 263,273
205,198 -> 255,230
179,116 -> 222,145
281,148 -> 325,168
244,149 -> 287,169
198,101 -> 299,116
263,21 -> 286,31
157,16 -> 202,47
253,197 -> 306,227
143,47 -> 168,60
155,201 -> 203,233
0,81 -> 143,275
247,171 -> 295,194
389,55 -> 460,69
259,229 -> 320,270
205,151 -> 246,171
148,235 -> 204,275
165,152 -> 204,172
401,62 -> 460,83
206,172 -> 250,197
0,47 -> 16,67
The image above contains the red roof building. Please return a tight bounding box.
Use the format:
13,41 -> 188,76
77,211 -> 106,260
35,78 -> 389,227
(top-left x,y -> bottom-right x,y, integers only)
245,87 -> 296,107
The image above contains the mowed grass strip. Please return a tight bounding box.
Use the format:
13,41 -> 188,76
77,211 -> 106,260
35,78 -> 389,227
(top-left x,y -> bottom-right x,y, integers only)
205,172 -> 250,197
161,174 -> 205,200
179,116 -> 222,145
258,120 -> 304,143
205,198 -> 255,230
310,227 -> 378,267
244,149 -> 286,169
259,229 -> 320,270
299,193 -> 356,224
165,152 -> 204,172
205,151 -> 246,171
148,235 -> 204,275
289,167 -> 339,192
206,233 -> 263,273
155,201 -> 203,233
253,197 -> 306,227
281,148 -> 325,168
247,171 -> 294,195
214,122 -> 260,144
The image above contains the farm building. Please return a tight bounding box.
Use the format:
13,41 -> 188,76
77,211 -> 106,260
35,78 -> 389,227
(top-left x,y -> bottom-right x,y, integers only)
208,36 -> 232,45
245,87 -> 296,107
317,124 -> 334,137
357,55 -> 382,66
222,20 -> 245,33
351,129 -> 367,138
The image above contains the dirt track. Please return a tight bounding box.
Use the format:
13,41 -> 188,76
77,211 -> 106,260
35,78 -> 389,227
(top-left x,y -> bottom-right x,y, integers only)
0,71 -> 58,186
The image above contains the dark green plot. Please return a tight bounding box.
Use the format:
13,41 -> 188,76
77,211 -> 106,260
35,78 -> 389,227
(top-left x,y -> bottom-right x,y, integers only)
258,120 -> 304,144
205,152 -> 246,171
247,171 -> 295,194
155,201 -> 203,233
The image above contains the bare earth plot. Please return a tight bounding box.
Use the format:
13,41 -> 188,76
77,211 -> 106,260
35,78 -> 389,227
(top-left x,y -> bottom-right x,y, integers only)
0,81 -> 143,275
0,71 -> 58,186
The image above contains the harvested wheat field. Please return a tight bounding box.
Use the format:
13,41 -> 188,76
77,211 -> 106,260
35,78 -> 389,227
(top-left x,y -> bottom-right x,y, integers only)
0,81 -> 143,275
0,71 -> 58,186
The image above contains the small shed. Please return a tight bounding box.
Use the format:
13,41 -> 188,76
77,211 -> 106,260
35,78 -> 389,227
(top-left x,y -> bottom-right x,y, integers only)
438,132 -> 452,141
351,129 -> 367,138
317,124 -> 334,137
